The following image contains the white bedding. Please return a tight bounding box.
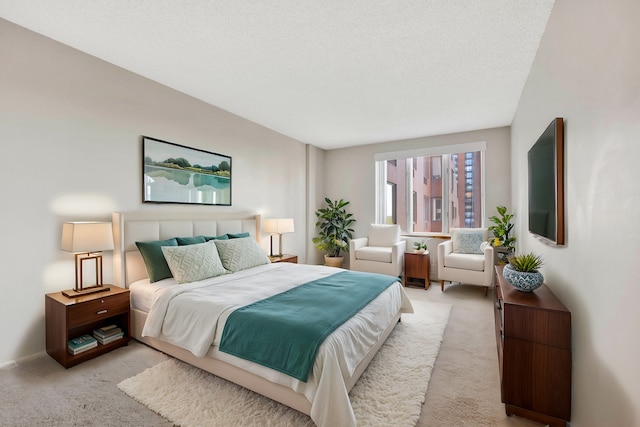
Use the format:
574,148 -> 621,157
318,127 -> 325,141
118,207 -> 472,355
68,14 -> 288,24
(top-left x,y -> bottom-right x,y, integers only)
130,277 -> 175,312
133,262 -> 413,427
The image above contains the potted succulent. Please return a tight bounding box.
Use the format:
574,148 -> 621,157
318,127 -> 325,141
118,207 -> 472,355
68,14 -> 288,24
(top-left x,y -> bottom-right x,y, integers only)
412,240 -> 428,253
503,252 -> 544,292
312,198 -> 356,267
488,206 -> 516,263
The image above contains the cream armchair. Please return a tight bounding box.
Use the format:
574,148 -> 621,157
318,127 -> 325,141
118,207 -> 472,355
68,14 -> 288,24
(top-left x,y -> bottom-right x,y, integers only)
438,228 -> 494,295
349,224 -> 406,277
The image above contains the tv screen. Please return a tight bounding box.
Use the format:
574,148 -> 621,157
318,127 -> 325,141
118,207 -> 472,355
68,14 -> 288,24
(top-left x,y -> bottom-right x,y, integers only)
528,118 -> 565,245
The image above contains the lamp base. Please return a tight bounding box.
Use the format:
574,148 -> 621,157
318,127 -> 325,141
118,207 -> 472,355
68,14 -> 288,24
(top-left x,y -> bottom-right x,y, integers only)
62,286 -> 111,298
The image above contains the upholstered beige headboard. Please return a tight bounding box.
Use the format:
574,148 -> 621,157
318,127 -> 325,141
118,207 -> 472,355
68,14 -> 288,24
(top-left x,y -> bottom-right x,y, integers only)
112,211 -> 261,287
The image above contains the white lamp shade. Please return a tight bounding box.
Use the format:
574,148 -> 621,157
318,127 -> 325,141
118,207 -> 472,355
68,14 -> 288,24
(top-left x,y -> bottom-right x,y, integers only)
61,222 -> 114,253
263,218 -> 295,234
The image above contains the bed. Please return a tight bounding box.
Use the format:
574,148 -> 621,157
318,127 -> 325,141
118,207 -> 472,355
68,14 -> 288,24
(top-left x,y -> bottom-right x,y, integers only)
112,211 -> 413,427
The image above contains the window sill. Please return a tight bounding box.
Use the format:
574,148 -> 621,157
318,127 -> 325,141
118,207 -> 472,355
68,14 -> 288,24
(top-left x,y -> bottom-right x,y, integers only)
402,232 -> 451,239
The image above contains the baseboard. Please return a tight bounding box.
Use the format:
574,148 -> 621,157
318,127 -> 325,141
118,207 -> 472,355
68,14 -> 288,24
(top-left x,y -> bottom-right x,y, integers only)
0,360 -> 17,370
0,351 -> 47,369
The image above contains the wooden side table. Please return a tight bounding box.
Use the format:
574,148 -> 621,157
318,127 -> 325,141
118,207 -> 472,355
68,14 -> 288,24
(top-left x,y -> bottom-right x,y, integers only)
269,254 -> 298,263
45,285 -> 130,368
404,251 -> 430,289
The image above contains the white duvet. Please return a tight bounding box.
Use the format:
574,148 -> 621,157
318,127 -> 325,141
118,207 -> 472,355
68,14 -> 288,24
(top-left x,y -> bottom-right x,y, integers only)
138,262 -> 413,427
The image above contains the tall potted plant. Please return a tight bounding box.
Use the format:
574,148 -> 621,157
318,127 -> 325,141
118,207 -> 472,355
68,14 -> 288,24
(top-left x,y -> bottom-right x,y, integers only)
313,198 -> 356,267
488,205 -> 515,263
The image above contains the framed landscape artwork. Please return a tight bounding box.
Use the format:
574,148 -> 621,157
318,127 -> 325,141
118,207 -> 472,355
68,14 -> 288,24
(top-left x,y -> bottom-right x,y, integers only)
142,136 -> 232,206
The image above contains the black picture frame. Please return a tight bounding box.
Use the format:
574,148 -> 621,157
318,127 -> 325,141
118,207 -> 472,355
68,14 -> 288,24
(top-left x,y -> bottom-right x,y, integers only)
142,136 -> 232,206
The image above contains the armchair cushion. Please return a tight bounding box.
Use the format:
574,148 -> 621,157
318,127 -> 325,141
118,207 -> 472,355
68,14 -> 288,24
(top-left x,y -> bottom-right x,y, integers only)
443,252 -> 485,271
368,224 -> 401,247
451,228 -> 485,254
355,246 -> 393,263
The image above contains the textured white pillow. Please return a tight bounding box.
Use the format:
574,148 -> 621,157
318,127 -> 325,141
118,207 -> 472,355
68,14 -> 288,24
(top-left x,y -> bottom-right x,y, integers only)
368,224 -> 401,247
452,229 -> 485,254
161,241 -> 226,284
214,237 -> 270,273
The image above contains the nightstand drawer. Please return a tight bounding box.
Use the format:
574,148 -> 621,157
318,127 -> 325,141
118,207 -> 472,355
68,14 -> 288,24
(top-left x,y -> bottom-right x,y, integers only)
68,293 -> 129,327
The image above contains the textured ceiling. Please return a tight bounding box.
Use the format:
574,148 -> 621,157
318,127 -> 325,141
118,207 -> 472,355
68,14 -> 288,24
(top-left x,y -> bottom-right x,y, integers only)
0,1 -> 554,149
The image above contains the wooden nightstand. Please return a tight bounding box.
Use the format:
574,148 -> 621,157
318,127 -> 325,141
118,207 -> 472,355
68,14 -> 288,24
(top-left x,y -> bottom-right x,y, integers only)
404,252 -> 430,290
45,285 -> 130,368
268,254 -> 298,263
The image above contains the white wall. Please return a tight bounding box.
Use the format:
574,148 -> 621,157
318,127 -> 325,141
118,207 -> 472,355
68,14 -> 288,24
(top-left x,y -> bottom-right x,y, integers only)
0,19 -> 310,364
305,144 -> 326,265
511,0 -> 640,424
322,127 -> 512,241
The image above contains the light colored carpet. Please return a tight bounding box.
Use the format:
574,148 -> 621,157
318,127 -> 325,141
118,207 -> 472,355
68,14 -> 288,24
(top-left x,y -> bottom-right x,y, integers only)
0,284 -> 545,426
117,299 -> 451,427
411,284 -> 544,427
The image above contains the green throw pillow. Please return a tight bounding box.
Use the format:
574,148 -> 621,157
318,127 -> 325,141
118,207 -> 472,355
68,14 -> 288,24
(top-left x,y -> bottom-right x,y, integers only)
161,241 -> 227,284
203,234 -> 230,241
136,238 -> 178,282
226,232 -> 251,239
175,236 -> 207,245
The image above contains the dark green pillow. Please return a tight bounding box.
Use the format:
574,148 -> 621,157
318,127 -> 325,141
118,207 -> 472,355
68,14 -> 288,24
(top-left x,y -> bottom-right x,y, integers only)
135,238 -> 178,282
203,234 -> 230,241
176,236 -> 207,245
227,232 -> 251,239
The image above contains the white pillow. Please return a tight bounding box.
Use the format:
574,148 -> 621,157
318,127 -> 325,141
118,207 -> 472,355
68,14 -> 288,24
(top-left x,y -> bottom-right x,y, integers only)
214,237 -> 270,273
368,224 -> 401,247
452,229 -> 485,254
161,241 -> 226,284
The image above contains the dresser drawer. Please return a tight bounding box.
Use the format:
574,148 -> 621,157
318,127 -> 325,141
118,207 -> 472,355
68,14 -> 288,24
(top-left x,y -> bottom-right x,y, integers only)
68,293 -> 129,328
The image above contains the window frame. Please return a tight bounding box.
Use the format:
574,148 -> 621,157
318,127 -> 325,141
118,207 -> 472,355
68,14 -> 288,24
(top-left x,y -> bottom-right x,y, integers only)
374,141 -> 486,235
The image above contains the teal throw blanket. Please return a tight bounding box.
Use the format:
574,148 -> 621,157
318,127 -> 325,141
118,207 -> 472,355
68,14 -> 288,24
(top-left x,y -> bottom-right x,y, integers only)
219,270 -> 398,382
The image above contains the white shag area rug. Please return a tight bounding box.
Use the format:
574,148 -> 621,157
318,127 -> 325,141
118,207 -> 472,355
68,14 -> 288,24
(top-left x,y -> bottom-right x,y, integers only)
118,299 -> 451,427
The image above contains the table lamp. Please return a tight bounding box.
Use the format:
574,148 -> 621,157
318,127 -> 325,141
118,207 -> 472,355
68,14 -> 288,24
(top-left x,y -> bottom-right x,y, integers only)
61,221 -> 114,297
263,218 -> 294,257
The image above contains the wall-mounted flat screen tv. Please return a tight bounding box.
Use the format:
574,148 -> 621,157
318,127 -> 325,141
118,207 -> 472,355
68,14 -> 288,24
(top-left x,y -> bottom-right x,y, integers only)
528,118 -> 565,245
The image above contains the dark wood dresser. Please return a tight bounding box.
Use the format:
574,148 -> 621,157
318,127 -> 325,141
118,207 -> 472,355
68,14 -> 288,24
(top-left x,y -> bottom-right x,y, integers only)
493,265 -> 572,426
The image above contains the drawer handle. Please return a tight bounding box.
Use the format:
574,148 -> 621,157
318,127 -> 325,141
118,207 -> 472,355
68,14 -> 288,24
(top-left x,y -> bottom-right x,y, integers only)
97,309 -> 108,315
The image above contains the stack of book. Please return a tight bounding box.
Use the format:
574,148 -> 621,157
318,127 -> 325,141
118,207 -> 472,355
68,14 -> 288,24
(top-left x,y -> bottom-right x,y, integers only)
68,334 -> 97,355
92,324 -> 124,345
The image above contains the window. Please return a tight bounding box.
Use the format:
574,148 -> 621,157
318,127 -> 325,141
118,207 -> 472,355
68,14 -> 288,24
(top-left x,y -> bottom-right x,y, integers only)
432,197 -> 442,222
423,158 -> 429,184
385,182 -> 397,224
423,196 -> 429,227
431,157 -> 442,180
374,142 -> 485,234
